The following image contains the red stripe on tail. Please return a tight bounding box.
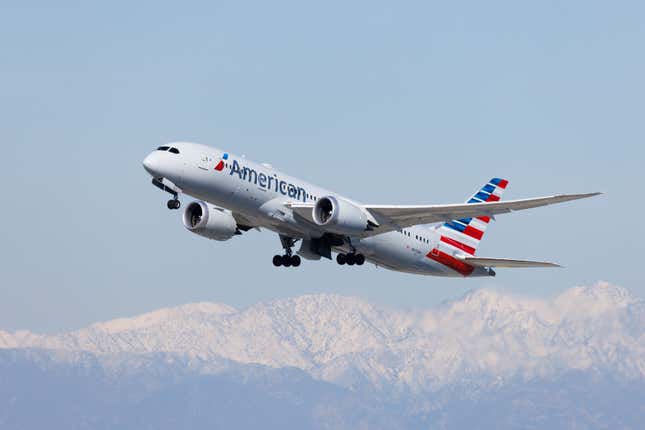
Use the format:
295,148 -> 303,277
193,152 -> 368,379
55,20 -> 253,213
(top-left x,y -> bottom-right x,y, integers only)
463,226 -> 484,240
440,236 -> 476,255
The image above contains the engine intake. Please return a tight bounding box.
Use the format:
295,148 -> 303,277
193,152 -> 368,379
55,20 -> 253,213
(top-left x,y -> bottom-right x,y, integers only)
183,201 -> 237,241
313,196 -> 370,235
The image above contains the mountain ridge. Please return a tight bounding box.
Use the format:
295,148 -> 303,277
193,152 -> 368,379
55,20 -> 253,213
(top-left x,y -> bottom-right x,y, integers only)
1,282 -> 643,392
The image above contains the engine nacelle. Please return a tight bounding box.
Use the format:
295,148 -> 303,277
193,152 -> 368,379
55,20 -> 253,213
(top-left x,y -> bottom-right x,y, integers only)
183,201 -> 237,241
313,196 -> 369,235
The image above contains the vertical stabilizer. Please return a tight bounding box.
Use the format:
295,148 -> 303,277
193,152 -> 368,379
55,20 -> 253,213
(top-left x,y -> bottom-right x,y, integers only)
434,178 -> 509,256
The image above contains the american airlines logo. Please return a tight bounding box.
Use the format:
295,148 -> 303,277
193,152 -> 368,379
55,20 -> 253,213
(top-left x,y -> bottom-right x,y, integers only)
228,159 -> 309,202
214,153 -> 229,171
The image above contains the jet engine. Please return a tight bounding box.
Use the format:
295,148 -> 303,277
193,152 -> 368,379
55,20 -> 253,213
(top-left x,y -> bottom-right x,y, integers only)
183,201 -> 238,241
312,196 -> 371,235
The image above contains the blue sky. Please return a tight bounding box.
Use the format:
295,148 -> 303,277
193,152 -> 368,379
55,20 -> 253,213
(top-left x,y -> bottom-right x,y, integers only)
1,1 -> 643,332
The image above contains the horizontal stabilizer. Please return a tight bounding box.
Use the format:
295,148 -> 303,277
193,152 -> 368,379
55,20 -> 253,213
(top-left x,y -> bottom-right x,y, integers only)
455,256 -> 562,268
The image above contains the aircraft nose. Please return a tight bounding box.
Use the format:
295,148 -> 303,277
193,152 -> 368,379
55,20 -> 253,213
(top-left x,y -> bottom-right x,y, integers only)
142,153 -> 161,177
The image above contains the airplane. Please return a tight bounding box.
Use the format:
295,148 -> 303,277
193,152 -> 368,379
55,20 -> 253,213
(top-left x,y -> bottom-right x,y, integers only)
142,142 -> 600,277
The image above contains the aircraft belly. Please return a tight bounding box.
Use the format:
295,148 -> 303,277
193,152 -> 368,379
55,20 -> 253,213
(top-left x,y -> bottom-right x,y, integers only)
357,234 -> 446,276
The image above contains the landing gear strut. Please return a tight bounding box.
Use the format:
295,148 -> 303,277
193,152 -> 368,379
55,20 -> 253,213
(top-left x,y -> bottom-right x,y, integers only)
336,253 -> 365,266
152,178 -> 182,211
273,236 -> 302,268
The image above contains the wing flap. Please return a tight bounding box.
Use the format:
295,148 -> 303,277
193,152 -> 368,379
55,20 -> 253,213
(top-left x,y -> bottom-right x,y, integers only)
457,256 -> 562,268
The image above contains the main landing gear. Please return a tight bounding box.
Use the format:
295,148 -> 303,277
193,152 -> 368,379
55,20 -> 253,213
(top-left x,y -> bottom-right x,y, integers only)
336,253 -> 365,266
273,235 -> 302,268
273,254 -> 301,268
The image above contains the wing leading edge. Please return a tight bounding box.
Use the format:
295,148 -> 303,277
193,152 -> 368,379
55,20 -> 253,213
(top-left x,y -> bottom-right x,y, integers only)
287,193 -> 601,237
363,192 -> 601,235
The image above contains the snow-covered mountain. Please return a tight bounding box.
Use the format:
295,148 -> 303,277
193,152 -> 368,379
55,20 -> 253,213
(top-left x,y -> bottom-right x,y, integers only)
2,282 -> 643,393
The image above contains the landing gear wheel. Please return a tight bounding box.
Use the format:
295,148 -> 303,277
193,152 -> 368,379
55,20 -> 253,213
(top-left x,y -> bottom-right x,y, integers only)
167,199 -> 181,210
336,254 -> 347,265
355,254 -> 366,266
346,254 -> 356,266
282,256 -> 292,268
291,255 -> 301,267
273,255 -> 283,267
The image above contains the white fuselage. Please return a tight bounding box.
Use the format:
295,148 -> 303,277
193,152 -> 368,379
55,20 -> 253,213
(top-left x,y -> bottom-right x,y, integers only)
143,142 -> 490,277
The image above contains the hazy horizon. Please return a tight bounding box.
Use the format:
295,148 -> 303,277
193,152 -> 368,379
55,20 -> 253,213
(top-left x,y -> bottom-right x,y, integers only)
0,280 -> 639,334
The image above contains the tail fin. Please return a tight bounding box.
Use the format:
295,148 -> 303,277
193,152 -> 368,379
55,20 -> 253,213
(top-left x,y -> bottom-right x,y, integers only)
434,178 -> 509,256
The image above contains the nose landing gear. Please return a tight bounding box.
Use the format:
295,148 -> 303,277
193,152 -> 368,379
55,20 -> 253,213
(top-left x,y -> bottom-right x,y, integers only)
152,178 -> 183,211
167,199 -> 181,210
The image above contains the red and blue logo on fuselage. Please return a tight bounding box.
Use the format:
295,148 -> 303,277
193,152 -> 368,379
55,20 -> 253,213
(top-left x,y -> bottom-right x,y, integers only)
214,153 -> 229,171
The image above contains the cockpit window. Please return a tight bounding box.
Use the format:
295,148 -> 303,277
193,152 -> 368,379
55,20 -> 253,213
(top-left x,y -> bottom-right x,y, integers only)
157,146 -> 170,151
168,147 -> 180,154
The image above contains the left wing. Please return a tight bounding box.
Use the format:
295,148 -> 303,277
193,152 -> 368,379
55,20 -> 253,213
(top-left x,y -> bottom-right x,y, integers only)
289,193 -> 601,237
365,193 -> 600,231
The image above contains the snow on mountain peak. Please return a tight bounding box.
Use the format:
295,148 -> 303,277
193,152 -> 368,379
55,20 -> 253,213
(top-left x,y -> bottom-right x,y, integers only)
90,302 -> 237,334
448,288 -> 524,316
0,284 -> 643,391
0,330 -> 17,348
554,281 -> 636,319
558,281 -> 633,304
